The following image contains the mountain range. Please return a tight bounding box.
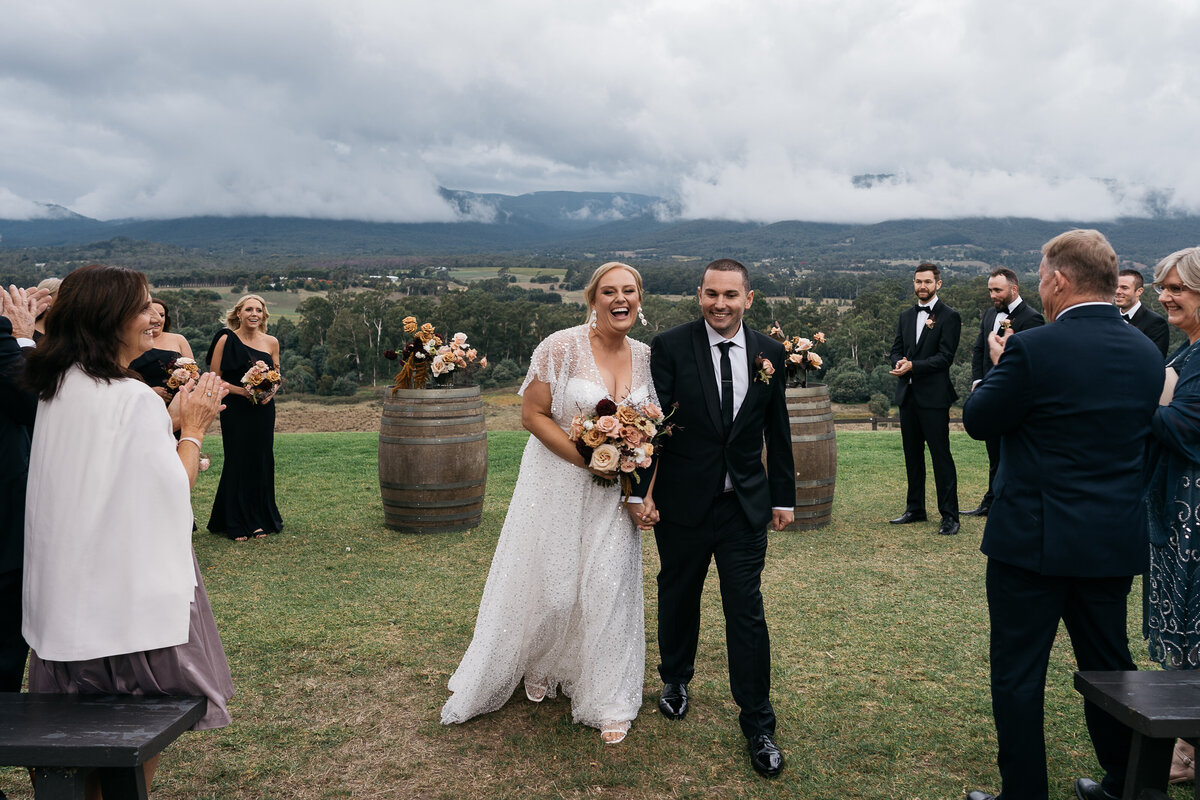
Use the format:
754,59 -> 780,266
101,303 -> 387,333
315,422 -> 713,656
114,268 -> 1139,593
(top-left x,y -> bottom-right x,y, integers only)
2,190 -> 1199,267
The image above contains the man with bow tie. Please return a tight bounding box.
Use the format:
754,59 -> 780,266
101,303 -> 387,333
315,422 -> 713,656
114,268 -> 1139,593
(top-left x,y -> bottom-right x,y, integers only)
963,268 -> 1045,517
1114,268 -> 1169,357
888,263 -> 962,536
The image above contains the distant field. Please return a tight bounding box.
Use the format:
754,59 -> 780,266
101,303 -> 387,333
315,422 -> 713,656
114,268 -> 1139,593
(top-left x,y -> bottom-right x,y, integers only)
148,286 -> 330,319
448,266 -> 566,281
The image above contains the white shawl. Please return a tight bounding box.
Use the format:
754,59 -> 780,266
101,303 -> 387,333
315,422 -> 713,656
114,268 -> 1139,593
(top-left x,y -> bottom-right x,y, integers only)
23,366 -> 195,661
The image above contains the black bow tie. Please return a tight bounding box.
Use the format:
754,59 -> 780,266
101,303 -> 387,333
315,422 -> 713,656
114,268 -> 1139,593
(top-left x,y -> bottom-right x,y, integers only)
1000,306 -> 1013,316
915,304 -> 932,312
1123,313 -> 1133,322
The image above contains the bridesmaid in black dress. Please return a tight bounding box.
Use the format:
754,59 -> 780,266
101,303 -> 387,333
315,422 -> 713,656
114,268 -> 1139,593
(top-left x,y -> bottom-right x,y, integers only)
130,299 -> 194,403
206,294 -> 283,542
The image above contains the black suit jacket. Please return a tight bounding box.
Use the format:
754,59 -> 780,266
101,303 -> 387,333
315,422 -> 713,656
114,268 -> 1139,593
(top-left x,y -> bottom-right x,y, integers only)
889,300 -> 962,408
1127,304 -> 1170,358
648,320 -> 795,530
963,304 -> 1162,576
0,317 -> 36,574
971,300 -> 1045,383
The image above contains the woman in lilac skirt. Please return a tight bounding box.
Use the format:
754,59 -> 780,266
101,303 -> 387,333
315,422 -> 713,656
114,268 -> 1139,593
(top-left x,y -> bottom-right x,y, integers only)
21,264 -> 235,798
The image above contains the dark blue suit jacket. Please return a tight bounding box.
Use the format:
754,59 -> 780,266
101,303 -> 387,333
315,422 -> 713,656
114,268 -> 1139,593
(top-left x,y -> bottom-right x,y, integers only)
0,317 -> 36,574
963,304 -> 1162,576
648,319 -> 794,530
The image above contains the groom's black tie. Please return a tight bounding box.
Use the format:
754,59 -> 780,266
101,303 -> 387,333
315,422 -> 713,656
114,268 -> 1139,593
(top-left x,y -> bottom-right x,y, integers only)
718,341 -> 734,431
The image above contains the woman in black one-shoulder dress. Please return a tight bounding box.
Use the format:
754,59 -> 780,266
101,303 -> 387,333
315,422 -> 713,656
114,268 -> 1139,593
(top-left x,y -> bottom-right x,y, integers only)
206,294 -> 283,541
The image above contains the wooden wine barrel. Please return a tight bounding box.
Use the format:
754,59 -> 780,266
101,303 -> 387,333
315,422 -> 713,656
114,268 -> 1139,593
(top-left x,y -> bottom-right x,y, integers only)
784,383 -> 836,530
378,387 -> 487,533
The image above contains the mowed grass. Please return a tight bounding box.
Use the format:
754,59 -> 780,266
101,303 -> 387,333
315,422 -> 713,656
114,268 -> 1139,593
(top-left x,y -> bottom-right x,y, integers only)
1,431 -> 1182,799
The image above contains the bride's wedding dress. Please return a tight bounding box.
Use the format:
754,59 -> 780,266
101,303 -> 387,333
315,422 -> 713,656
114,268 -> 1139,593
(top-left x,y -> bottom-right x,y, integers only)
441,325 -> 653,732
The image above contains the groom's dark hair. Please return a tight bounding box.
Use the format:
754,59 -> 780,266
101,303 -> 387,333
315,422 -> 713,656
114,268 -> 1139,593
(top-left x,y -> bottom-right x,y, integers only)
702,258 -> 750,292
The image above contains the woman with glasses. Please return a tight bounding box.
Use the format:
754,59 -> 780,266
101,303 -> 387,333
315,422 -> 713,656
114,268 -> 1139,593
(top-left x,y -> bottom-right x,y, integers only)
1145,246 -> 1200,784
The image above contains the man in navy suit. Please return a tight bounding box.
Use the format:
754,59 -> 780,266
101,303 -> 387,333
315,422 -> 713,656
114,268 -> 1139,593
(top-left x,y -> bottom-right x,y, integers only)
1115,268 -> 1170,357
963,267 -> 1045,517
0,286 -> 44,695
963,230 -> 1163,800
629,259 -> 795,777
888,262 -> 962,536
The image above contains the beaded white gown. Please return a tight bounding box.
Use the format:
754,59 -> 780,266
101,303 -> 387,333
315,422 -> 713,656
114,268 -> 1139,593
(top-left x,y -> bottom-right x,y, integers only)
441,325 -> 653,732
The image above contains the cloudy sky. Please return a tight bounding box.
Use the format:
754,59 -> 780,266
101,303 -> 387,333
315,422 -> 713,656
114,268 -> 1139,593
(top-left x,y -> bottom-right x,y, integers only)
2,0 -> 1198,224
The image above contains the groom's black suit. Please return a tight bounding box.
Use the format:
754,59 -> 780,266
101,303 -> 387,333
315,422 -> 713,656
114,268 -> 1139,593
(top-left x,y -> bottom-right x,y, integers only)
649,318 -> 794,738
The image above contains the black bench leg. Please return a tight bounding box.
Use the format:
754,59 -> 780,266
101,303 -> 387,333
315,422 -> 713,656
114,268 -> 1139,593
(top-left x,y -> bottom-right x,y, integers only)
1123,732 -> 1173,800
31,766 -> 87,800
98,766 -> 148,800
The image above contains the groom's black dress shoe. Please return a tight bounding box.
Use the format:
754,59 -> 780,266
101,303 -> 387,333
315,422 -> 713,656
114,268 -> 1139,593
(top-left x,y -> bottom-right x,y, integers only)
889,511 -> 927,524
938,517 -> 960,536
1074,777 -> 1119,800
965,792 -> 996,800
747,734 -> 784,777
962,503 -> 990,517
658,682 -> 688,720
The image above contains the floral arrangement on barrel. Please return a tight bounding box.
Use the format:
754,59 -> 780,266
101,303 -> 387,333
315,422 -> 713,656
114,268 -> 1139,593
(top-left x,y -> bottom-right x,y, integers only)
242,360 -> 282,404
567,398 -> 677,504
767,322 -> 827,389
386,315 -> 488,393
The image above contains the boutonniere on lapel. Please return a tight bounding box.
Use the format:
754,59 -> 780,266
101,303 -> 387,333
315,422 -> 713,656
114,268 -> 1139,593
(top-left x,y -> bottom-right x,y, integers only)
753,353 -> 775,385
998,318 -> 1012,331
924,316 -> 936,330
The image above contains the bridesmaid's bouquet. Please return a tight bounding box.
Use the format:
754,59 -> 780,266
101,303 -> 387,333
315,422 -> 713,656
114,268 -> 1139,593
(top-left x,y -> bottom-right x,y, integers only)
166,356 -> 201,392
568,397 -> 676,503
241,360 -> 282,404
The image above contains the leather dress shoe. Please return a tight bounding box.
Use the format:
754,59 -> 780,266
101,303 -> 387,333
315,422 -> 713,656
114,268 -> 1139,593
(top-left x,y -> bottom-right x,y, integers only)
658,682 -> 688,720
965,792 -> 996,800
747,733 -> 784,777
889,511 -> 928,524
962,503 -> 990,517
1074,777 -> 1119,800
938,517 -> 960,536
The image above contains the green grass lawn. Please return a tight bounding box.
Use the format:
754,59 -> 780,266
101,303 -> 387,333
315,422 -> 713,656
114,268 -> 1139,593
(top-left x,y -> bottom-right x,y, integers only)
1,431 -> 1182,799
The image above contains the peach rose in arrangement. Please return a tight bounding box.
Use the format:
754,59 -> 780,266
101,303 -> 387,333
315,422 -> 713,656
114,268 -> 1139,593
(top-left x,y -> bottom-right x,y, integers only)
403,316 -> 418,333
619,458 -> 637,473
582,427 -> 607,448
615,405 -> 639,425
594,415 -> 621,436
589,443 -> 620,472
808,353 -> 824,368
620,426 -> 645,446
642,402 -> 663,422
569,417 -> 584,439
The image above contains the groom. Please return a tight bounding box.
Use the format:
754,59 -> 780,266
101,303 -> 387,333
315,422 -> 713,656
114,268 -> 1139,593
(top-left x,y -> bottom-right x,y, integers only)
629,258 -> 795,777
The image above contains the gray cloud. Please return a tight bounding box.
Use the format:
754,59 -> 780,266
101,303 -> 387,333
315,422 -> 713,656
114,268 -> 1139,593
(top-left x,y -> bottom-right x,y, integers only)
2,0 -> 1199,223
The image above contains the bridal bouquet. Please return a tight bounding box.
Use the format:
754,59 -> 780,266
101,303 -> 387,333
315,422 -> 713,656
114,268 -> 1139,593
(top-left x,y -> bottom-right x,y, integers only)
767,323 -> 827,389
241,360 -> 282,404
568,397 -> 676,502
166,356 -> 201,392
387,316 -> 487,393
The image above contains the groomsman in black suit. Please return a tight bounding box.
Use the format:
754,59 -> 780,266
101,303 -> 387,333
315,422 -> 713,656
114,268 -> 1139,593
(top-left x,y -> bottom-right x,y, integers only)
963,268 -> 1044,517
628,259 -> 794,777
887,263 -> 962,536
1115,268 -> 1170,357
963,230 -> 1163,800
0,286 -> 44,695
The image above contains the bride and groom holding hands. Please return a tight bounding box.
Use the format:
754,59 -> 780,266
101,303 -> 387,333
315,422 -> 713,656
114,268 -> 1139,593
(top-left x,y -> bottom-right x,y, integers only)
441,258 -> 796,778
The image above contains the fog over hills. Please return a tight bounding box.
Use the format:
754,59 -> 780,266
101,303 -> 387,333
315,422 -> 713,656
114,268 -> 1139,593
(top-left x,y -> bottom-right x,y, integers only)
2,190 -> 1199,268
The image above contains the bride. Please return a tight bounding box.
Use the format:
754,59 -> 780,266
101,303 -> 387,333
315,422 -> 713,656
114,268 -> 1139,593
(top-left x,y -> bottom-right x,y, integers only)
441,262 -> 657,744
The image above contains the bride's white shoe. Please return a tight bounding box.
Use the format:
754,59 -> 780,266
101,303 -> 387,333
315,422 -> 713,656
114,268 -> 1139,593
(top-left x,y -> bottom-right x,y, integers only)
600,721 -> 629,745
524,680 -> 547,703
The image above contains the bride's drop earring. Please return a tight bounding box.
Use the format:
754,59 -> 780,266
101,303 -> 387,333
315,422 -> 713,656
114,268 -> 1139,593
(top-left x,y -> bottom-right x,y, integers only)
590,309 -> 598,329
637,307 -> 648,327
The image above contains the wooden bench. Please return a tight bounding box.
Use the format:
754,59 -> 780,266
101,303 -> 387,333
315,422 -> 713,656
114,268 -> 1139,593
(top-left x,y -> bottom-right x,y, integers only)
0,693 -> 206,800
1074,670 -> 1200,800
